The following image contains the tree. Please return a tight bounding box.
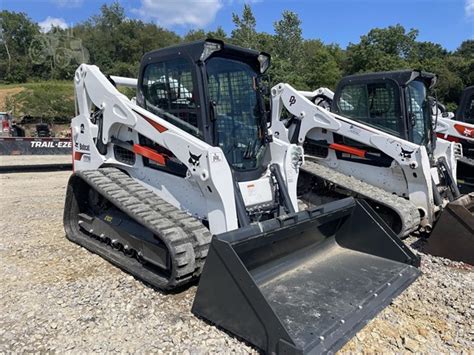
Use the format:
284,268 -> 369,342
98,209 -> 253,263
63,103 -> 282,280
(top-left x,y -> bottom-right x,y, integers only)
345,25 -> 418,73
273,11 -> 303,62
0,11 -> 41,82
183,29 -> 207,42
231,4 -> 258,48
452,40 -> 474,90
92,1 -> 125,29
455,40 -> 474,59
270,11 -> 305,88
301,40 -> 342,90
184,27 -> 227,43
0,5 -> 471,113
410,41 -> 447,64
207,26 -> 227,41
74,3 -> 179,77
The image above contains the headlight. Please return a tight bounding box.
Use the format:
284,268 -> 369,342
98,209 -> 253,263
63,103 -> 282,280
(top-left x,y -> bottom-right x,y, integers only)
200,41 -> 222,61
258,54 -> 270,74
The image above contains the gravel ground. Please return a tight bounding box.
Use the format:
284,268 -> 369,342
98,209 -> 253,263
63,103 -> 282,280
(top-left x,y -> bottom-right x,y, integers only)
0,154 -> 71,167
0,170 -> 472,353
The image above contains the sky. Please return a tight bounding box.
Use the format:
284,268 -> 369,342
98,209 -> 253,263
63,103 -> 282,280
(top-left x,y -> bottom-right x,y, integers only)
1,0 -> 473,51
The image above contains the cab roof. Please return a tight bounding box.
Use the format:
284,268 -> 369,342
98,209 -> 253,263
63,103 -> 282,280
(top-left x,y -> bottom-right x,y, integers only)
141,39 -> 269,73
338,70 -> 437,89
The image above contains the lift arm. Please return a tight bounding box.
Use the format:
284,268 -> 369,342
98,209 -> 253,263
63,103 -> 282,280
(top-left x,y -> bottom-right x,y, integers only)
73,64 -> 238,233
271,83 -> 428,169
270,83 -> 439,221
435,114 -> 474,143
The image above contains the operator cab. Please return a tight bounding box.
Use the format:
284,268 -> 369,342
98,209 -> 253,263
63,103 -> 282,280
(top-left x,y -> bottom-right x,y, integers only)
332,70 -> 437,152
136,39 -> 271,180
457,86 -> 474,124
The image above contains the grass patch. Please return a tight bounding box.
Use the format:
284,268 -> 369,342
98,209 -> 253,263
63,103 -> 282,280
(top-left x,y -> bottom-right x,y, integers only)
0,80 -> 73,90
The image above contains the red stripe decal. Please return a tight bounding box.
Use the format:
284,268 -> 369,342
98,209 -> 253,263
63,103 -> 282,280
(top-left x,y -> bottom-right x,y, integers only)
74,151 -> 84,161
133,144 -> 166,165
329,143 -> 367,158
454,124 -> 474,138
437,133 -> 461,143
133,109 -> 168,133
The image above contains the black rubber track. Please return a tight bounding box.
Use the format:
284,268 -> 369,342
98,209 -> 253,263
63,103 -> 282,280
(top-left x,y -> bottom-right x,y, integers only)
302,158 -> 420,237
63,167 -> 212,290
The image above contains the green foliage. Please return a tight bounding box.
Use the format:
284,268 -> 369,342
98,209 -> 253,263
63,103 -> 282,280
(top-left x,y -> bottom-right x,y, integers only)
63,2 -> 180,77
452,40 -> 474,89
183,29 -> 207,42
345,25 -> 418,73
231,4 -> 258,48
268,11 -> 306,88
273,11 -> 303,62
0,11 -> 41,82
118,85 -> 136,100
341,25 -> 470,108
301,40 -> 342,90
455,40 -> 474,58
207,27 -> 228,41
183,27 -> 228,43
7,81 -> 74,123
0,4 -> 471,111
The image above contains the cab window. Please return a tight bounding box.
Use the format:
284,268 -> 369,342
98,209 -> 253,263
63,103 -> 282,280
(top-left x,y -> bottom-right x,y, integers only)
337,82 -> 402,138
464,95 -> 474,123
142,58 -> 202,137
206,57 -> 266,171
406,80 -> 431,145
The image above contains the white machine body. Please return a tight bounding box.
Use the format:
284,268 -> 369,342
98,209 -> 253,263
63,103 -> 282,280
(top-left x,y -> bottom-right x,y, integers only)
271,83 -> 460,227
72,65 -> 303,235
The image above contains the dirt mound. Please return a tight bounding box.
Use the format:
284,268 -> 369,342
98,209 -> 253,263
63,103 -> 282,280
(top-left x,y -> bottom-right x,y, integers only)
0,86 -> 24,112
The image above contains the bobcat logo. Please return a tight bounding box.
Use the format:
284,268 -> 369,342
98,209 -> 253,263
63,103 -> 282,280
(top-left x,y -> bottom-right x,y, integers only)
188,151 -> 202,168
400,148 -> 414,158
464,128 -> 473,138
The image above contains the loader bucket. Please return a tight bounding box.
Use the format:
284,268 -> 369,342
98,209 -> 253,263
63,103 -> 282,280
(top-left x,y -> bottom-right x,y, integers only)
192,198 -> 420,354
425,193 -> 474,265
457,158 -> 474,194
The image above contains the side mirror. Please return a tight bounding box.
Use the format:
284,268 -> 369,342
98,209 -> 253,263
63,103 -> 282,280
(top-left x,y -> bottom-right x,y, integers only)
426,96 -> 437,120
209,100 -> 217,122
255,75 -> 270,97
427,96 -> 436,108
264,111 -> 272,128
255,75 -> 272,126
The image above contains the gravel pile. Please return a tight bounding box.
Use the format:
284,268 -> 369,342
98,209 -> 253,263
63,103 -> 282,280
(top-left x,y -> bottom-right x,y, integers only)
0,171 -> 472,353
342,236 -> 473,353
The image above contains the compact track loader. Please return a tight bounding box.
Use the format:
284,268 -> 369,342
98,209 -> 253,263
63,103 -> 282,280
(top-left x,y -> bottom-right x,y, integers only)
64,40 -> 421,353
432,86 -> 474,193
272,70 -> 473,264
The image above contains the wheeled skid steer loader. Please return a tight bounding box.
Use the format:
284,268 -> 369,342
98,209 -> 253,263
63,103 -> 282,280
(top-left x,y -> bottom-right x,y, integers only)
272,70 -> 473,264
64,40 -> 421,353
